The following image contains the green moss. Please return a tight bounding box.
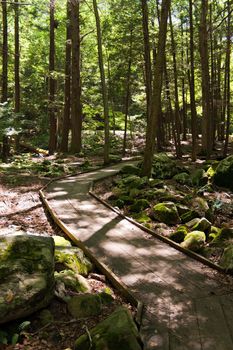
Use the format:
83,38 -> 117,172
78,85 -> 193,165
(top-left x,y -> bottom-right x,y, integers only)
67,294 -> 102,318
53,236 -> 72,247
173,172 -> 191,185
120,165 -> 141,176
132,212 -> 151,224
153,202 -> 180,225
55,247 -> 92,276
191,169 -> 208,187
213,156 -> 233,190
55,270 -> 90,293
181,231 -> 206,252
220,245 -> 233,271
130,199 -> 150,213
170,226 -> 189,243
181,210 -> 199,223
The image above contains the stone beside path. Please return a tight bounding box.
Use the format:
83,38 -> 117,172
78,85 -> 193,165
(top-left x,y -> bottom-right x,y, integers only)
44,161 -> 233,350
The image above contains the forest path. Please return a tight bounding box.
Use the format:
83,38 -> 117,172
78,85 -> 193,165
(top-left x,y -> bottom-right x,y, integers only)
43,161 -> 233,350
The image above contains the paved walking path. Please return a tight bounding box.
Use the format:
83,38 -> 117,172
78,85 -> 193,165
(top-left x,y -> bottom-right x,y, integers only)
44,161 -> 233,350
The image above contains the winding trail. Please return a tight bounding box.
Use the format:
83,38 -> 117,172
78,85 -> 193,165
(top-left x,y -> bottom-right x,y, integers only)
42,161 -> 233,350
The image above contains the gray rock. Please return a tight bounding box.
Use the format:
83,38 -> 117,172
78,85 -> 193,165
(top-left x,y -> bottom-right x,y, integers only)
74,307 -> 141,350
67,294 -> 102,318
0,232 -> 55,324
153,202 -> 180,225
55,246 -> 92,276
220,245 -> 233,271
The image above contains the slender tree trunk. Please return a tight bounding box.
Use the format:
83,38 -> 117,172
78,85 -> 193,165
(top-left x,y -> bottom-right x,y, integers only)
48,0 -> 57,154
189,0 -> 197,161
142,0 -> 171,177
141,0 -> 152,122
223,0 -> 231,157
93,0 -> 110,164
70,0 -> 82,153
60,1 -> 72,153
181,20 -> 187,141
169,10 -> 182,158
14,0 -> 20,112
200,0 -> 212,158
123,28 -> 133,157
2,1 -> 8,103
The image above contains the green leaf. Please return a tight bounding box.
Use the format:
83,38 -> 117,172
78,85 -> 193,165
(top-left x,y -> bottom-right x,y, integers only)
11,333 -> 19,345
18,321 -> 31,332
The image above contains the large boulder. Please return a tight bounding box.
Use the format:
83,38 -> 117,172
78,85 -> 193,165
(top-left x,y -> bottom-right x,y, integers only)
74,307 -> 142,350
153,202 -> 180,225
55,246 -> 92,276
213,155 -> 233,190
180,231 -> 206,252
0,232 -> 55,324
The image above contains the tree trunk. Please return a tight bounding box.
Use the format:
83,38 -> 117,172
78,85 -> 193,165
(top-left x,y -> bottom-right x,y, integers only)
189,0 -> 198,161
123,28 -> 133,157
181,19 -> 187,141
169,10 -> 182,158
223,0 -> 231,157
1,1 -> 8,103
199,0 -> 212,158
142,0 -> 171,177
60,1 -> 72,153
48,0 -> 57,154
70,0 -> 82,154
93,0 -> 110,164
14,0 -> 20,113
141,0 -> 152,122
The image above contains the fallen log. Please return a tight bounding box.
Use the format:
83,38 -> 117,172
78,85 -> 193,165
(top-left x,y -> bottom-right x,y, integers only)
19,141 -> 49,155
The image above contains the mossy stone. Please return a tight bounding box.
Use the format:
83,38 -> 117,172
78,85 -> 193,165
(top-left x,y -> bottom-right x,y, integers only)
181,210 -> 199,223
173,172 -> 191,185
180,231 -> 206,252
74,307 -> 141,350
187,217 -> 211,233
55,270 -> 90,293
191,169 -> 208,187
119,195 -> 134,205
220,245 -> 233,271
170,226 -> 189,243
120,165 -> 141,176
115,199 -> 125,208
67,294 -> 102,318
55,246 -> 92,276
129,188 -> 141,198
122,175 -> 146,189
39,309 -> 54,326
153,202 -> 180,225
191,197 -> 209,217
213,155 -> 233,190
176,204 -> 190,216
130,199 -> 150,213
132,212 -> 151,224
213,228 -> 233,242
53,235 -> 72,247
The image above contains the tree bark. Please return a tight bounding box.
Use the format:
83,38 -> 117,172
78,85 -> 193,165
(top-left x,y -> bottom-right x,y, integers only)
223,0 -> 231,157
169,9 -> 182,158
189,0 -> 198,161
48,0 -> 57,154
70,0 -> 82,154
93,0 -> 110,164
141,0 -> 152,122
60,1 -> 72,153
14,0 -> 20,112
1,1 -> 8,103
142,0 -> 171,177
199,0 -> 212,158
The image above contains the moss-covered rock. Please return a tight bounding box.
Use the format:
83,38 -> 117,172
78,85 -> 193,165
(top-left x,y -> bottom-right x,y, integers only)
169,226 -> 189,243
129,188 -> 141,198
0,233 -> 55,324
148,178 -> 164,188
151,153 -> 181,179
152,202 -> 180,225
187,217 -> 211,233
55,270 -> 90,294
53,235 -> 72,247
122,175 -> 146,189
176,204 -> 190,216
191,197 -> 209,217
130,199 -> 150,213
115,199 -> 125,209
191,169 -> 208,187
120,164 -> 141,176
181,210 -> 199,223
213,155 -> 233,190
67,294 -> 102,318
39,309 -> 54,326
180,231 -> 206,252
74,307 -> 141,350
220,245 -> 233,271
213,227 -> 233,242
132,212 -> 151,224
118,195 -> 134,205
55,246 -> 92,276
173,172 -> 191,185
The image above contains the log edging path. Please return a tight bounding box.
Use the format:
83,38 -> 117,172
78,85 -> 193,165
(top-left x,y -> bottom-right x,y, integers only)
40,161 -> 233,350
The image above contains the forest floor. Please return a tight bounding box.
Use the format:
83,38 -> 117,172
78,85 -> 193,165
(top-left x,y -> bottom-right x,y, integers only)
0,155 -> 133,350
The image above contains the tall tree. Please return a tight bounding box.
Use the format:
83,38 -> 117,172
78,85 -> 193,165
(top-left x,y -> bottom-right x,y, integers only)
14,0 -> 20,112
1,0 -> 8,103
141,0 -> 152,121
93,0 -> 110,164
48,0 -> 57,154
223,0 -> 232,156
189,0 -> 198,161
60,0 -> 72,153
142,0 -> 171,177
199,0 -> 212,158
70,0 -> 82,153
